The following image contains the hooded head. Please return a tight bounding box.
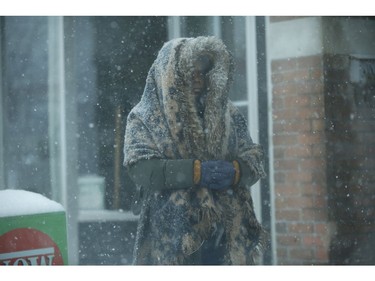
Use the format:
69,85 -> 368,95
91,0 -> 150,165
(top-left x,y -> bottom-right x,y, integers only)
135,36 -> 235,160
158,37 -> 232,93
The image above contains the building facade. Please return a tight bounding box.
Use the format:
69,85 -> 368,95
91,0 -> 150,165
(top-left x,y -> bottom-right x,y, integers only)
269,16 -> 375,264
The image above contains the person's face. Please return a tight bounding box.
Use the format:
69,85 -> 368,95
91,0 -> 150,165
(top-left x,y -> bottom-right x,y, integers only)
192,68 -> 206,95
192,55 -> 212,95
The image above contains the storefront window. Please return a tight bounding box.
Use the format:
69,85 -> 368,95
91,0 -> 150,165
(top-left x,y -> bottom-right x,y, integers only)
1,17 -> 50,196
0,16 -> 265,265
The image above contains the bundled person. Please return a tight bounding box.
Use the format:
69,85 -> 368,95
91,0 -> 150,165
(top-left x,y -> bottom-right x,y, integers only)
123,36 -> 269,265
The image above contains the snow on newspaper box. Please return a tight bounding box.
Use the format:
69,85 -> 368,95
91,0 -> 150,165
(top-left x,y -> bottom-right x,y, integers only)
0,190 -> 68,265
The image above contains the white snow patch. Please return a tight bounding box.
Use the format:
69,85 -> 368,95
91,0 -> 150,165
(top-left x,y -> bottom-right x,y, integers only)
0,189 -> 64,218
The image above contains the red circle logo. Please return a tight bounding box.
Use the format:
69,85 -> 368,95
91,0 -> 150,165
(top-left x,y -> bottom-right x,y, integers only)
0,228 -> 64,265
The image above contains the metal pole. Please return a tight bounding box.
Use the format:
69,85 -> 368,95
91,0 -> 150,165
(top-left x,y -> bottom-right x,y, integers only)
245,16 -> 262,223
265,16 -> 277,265
48,16 -> 79,265
168,16 -> 181,40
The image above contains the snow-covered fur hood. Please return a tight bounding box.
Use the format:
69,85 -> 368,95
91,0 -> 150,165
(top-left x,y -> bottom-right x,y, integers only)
124,36 -> 236,164
123,36 -> 268,264
157,37 -> 233,160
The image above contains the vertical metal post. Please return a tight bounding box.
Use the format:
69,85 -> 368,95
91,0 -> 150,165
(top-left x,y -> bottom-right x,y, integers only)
265,16 -> 277,265
48,16 -> 67,206
256,16 -> 273,265
245,16 -> 262,222
48,16 -> 79,265
168,16 -> 181,40
212,16 -> 222,38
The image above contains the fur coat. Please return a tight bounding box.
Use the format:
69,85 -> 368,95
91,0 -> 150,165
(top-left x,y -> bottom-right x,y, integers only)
124,36 -> 268,264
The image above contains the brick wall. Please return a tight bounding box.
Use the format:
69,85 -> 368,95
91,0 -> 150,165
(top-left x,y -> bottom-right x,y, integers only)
268,16 -> 375,265
271,55 -> 332,264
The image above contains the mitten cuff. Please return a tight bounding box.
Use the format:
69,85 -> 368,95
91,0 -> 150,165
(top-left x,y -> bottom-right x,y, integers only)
193,160 -> 201,185
233,160 -> 241,185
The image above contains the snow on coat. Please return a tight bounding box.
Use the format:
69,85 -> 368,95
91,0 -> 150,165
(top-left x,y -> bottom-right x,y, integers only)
124,36 -> 269,264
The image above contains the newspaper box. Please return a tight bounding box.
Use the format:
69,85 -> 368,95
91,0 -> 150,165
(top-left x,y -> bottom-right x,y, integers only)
0,189 -> 68,265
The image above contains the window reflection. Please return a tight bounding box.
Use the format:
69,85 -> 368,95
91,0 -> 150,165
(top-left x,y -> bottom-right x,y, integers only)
2,17 -> 50,197
0,16 -> 262,265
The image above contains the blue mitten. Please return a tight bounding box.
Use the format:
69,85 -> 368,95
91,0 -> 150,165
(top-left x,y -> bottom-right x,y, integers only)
200,160 -> 235,190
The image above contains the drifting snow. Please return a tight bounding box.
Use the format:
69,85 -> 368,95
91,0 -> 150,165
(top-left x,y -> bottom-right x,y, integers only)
0,189 -> 64,218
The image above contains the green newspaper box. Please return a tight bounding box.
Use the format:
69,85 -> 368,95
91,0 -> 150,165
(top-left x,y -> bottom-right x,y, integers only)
0,189 -> 68,265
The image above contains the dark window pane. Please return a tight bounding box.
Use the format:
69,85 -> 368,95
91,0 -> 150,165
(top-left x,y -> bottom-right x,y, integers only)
2,16 -> 50,197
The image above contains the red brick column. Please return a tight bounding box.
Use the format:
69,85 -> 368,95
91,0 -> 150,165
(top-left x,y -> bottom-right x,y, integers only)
271,55 -> 333,264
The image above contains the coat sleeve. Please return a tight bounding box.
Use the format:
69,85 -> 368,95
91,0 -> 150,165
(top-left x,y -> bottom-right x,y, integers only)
128,159 -> 196,192
124,110 -> 196,191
